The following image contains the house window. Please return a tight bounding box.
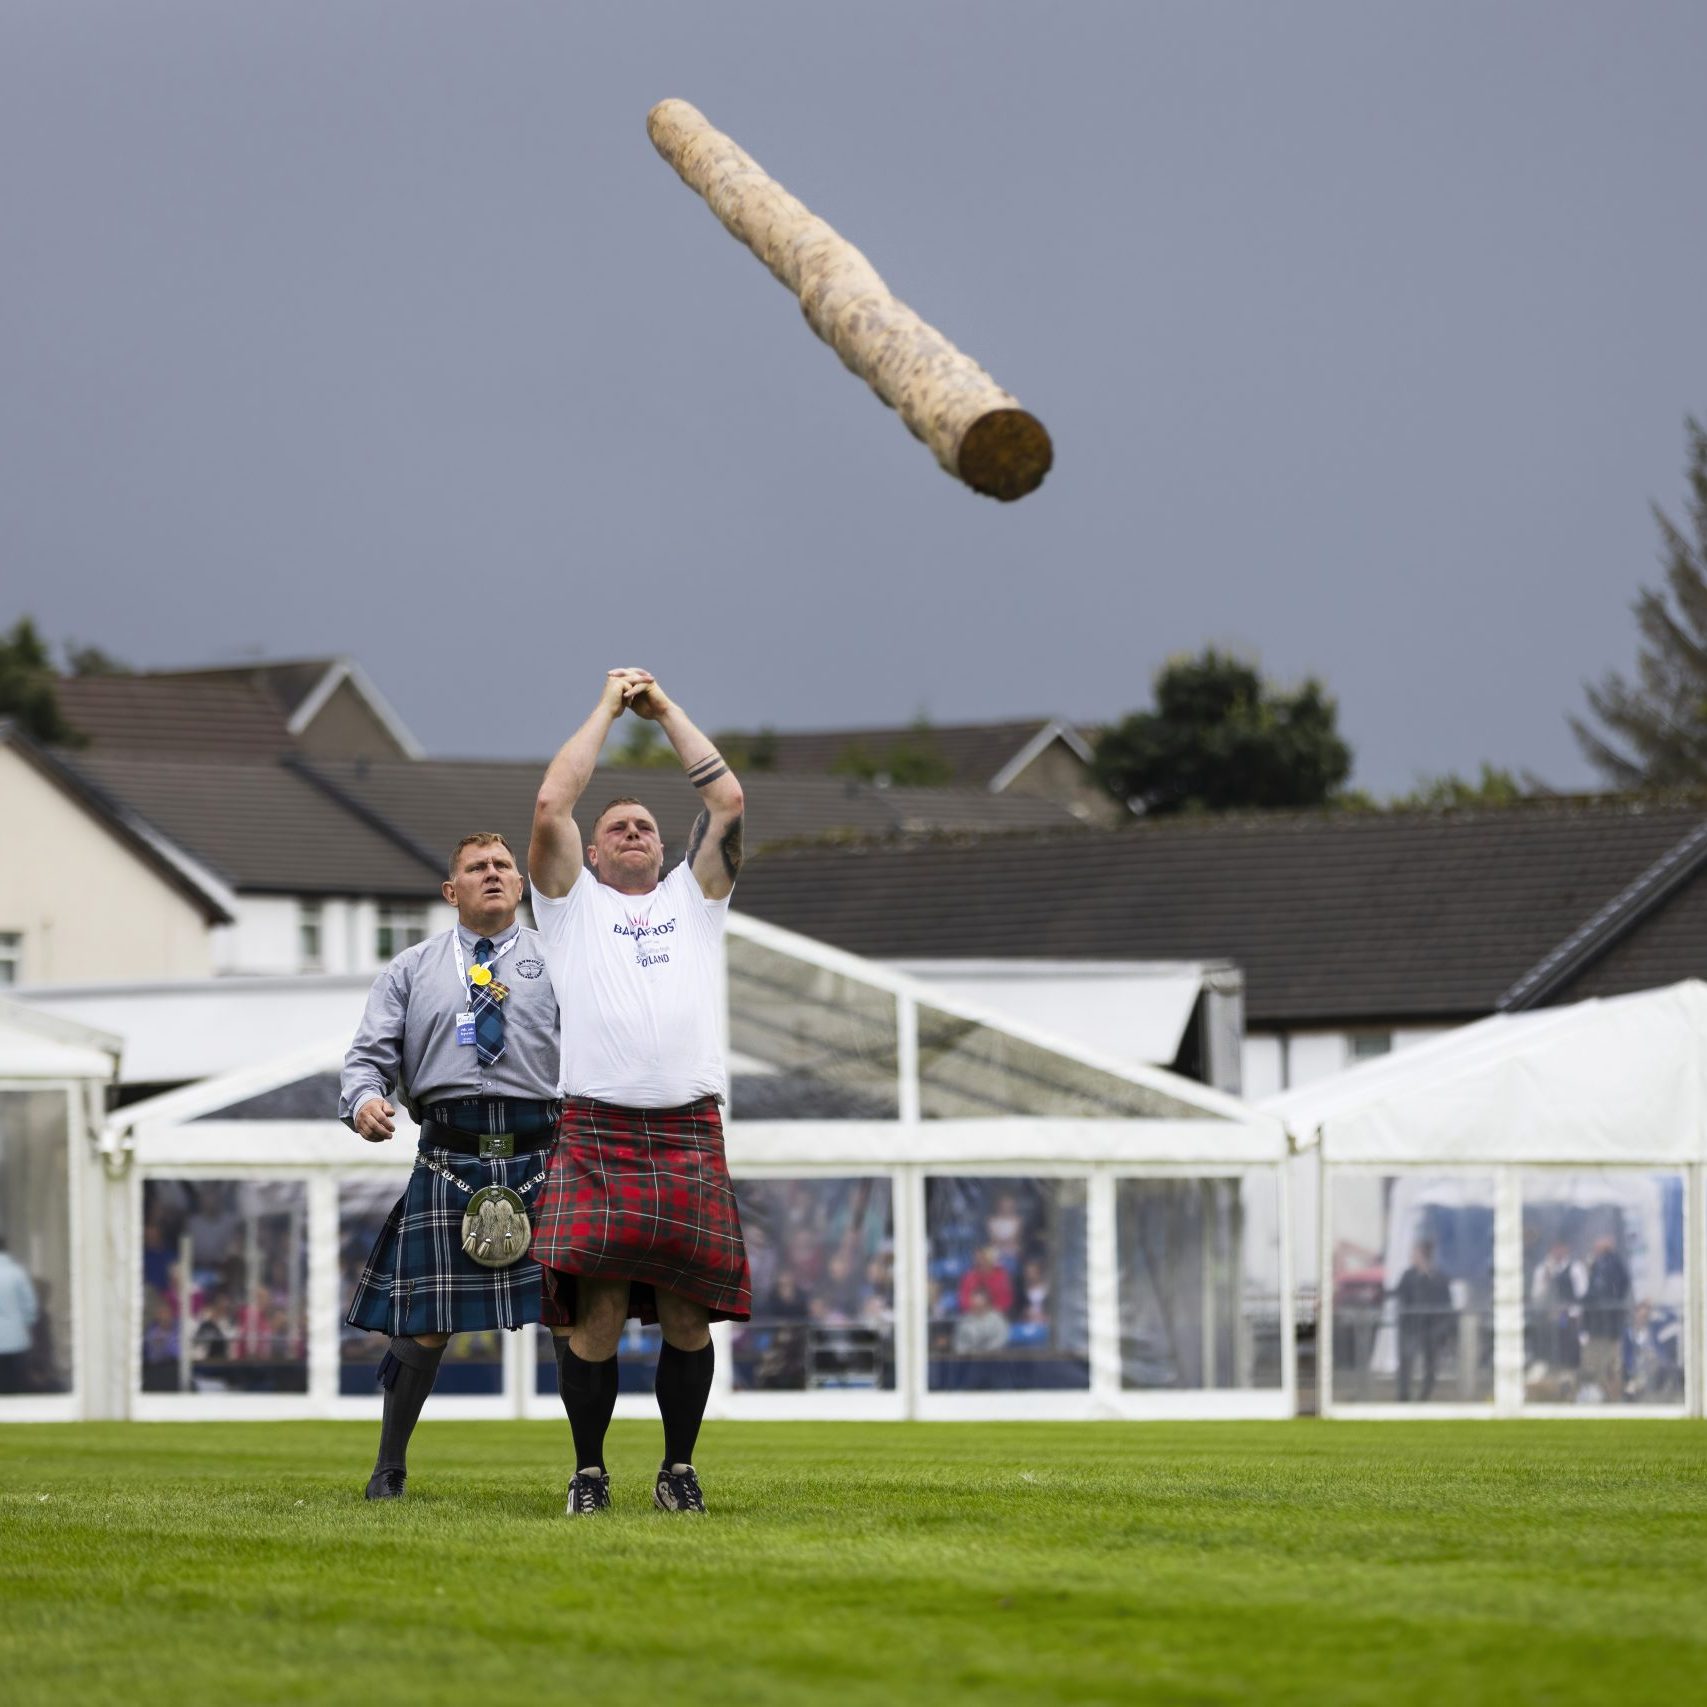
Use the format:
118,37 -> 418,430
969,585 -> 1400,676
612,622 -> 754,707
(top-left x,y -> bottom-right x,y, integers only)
1349,1031 -> 1392,1061
298,902 -> 324,972
0,931 -> 21,986
375,904 -> 428,962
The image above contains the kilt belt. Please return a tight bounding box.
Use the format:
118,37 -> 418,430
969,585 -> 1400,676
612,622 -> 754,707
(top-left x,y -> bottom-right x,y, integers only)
534,1096 -> 752,1326
418,1120 -> 555,1160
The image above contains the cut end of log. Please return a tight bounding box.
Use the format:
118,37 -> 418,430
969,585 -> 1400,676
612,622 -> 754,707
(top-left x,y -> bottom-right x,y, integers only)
956,408 -> 1053,502
647,98 -> 697,140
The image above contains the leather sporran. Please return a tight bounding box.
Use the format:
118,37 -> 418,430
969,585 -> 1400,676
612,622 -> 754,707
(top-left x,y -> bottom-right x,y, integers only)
461,1185 -> 532,1269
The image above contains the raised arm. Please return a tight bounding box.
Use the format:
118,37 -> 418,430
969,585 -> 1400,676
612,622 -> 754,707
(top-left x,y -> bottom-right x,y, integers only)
529,670 -> 652,897
628,679 -> 746,901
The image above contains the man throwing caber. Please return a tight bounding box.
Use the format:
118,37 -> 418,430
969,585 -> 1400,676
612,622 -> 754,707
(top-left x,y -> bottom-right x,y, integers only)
341,833 -> 561,1499
528,668 -> 750,1516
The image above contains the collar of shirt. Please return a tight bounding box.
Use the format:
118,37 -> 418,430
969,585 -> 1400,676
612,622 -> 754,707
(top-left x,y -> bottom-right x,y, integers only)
454,919 -> 521,952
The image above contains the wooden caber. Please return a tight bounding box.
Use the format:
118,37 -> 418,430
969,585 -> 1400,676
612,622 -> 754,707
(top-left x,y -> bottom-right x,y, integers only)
647,98 -> 1052,503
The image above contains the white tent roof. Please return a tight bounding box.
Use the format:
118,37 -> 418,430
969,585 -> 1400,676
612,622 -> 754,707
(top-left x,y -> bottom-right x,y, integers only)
105,911 -> 1286,1165
0,995 -> 122,1082
1264,980 -> 1707,1166
884,959 -> 1213,1069
15,973 -> 371,1083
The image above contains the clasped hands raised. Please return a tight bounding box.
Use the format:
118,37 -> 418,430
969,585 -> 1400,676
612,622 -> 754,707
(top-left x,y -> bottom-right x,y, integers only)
603,667 -> 670,721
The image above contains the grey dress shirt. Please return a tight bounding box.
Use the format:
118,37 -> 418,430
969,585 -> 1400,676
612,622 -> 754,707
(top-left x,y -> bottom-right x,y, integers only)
339,920 -> 561,1127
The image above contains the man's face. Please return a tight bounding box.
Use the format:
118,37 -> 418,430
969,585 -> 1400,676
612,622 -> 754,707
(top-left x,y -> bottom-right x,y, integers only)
589,804 -> 664,889
443,840 -> 524,920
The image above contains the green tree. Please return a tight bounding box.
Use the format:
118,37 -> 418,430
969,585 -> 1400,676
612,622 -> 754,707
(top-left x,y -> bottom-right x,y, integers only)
1571,417 -> 1707,787
65,643 -> 131,677
0,617 -> 83,745
1391,764 -> 1530,809
1094,648 -> 1351,815
714,727 -> 779,771
610,719 -> 677,768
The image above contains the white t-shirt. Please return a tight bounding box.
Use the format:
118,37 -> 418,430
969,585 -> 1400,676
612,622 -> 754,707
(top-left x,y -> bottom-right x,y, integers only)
531,859 -> 731,1106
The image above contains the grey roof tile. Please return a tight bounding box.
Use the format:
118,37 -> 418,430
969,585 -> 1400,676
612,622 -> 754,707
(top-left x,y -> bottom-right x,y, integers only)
304,757 -> 1082,872
55,676 -> 296,759
55,754 -> 1080,897
63,755 -> 441,894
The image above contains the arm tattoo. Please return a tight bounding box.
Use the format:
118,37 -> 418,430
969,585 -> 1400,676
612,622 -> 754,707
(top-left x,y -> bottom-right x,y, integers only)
687,752 -> 728,789
719,813 -> 744,881
684,808 -> 710,871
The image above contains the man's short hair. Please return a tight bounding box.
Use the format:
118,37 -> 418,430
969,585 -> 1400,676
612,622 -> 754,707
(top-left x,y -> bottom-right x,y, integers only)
590,797 -> 651,834
449,832 -> 514,874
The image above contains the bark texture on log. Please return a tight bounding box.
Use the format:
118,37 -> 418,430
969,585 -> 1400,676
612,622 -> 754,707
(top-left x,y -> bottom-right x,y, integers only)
647,98 -> 1051,502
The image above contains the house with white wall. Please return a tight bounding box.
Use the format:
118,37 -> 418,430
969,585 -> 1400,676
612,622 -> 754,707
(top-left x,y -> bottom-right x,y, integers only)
0,723 -> 232,987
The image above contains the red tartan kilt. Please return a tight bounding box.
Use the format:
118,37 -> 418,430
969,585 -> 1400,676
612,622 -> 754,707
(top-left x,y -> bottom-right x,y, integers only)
534,1096 -> 751,1325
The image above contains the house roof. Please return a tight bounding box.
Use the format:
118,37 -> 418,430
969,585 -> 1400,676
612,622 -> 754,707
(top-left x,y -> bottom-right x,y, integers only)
54,675 -> 298,759
61,754 -> 442,896
49,753 -> 1081,897
1,722 -> 235,923
53,657 -> 422,761
304,757 -> 1084,871
1534,847 -> 1707,1004
1497,815 -> 1707,1008
724,718 -> 1091,789
726,799 -> 1707,1027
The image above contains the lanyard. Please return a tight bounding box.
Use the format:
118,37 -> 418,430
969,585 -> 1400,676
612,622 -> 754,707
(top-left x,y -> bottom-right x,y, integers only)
450,928 -> 518,999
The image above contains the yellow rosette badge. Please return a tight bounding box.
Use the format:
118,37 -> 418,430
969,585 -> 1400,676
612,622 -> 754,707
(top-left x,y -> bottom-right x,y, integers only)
468,965 -> 493,988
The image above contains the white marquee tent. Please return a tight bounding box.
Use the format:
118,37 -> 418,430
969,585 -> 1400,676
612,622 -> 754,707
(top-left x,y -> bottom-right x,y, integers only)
1267,980 -> 1707,1418
0,998 -> 122,1421
3,913 -> 1294,1424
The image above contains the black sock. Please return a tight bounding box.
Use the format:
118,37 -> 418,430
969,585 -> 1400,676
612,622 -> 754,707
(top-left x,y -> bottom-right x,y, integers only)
655,1339 -> 715,1468
374,1336 -> 446,1474
557,1340 -> 619,1472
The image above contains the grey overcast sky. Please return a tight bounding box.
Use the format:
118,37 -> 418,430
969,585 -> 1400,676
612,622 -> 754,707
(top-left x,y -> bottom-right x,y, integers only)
3,2 -> 1704,794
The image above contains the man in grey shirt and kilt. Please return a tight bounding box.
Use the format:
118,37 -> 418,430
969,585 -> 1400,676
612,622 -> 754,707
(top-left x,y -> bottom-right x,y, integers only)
340,832 -> 561,1500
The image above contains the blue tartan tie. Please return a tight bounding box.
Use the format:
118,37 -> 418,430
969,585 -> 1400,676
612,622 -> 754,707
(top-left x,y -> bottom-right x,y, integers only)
472,937 -> 506,1066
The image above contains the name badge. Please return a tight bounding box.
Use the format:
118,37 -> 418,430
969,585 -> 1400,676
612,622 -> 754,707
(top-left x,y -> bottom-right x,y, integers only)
455,1010 -> 476,1046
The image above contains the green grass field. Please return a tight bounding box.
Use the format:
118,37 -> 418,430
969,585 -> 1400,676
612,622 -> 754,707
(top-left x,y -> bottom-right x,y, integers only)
3,1420 -> 1704,1705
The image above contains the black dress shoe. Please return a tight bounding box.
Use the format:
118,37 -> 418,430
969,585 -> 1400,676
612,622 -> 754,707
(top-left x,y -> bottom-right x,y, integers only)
365,1467 -> 407,1501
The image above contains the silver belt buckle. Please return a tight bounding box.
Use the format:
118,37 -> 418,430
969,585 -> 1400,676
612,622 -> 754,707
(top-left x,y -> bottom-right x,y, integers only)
478,1132 -> 515,1160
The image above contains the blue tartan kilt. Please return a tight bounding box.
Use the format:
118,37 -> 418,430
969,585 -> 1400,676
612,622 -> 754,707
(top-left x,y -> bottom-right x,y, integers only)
345,1147 -> 554,1338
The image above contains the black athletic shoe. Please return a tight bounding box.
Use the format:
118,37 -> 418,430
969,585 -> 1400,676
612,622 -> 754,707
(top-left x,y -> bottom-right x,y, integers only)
365,1467 -> 407,1501
653,1463 -> 706,1513
566,1468 -> 612,1516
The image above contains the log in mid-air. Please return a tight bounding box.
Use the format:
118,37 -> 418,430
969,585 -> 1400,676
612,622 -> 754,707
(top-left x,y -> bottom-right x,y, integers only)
646,98 -> 1052,503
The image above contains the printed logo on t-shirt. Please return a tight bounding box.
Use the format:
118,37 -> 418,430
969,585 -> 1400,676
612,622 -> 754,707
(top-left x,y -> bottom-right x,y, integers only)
614,911 -> 676,969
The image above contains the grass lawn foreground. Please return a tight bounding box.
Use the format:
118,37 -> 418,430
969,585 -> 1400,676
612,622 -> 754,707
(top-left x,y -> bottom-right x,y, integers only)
2,1419 -> 1704,1704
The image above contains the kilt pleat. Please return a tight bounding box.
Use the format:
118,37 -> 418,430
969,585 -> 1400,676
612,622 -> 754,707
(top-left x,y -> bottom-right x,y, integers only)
534,1097 -> 751,1325
345,1148 -> 551,1338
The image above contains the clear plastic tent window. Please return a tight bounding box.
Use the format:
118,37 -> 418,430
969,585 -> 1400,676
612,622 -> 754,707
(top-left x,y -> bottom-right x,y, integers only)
727,935 -> 899,1120
917,1006 -> 1215,1121
926,1177 -> 1089,1392
732,1178 -> 895,1392
1328,1173 -> 1496,1407
140,1179 -> 309,1396
0,1089 -> 75,1399
1520,1170 -> 1686,1409
1118,1176 -> 1284,1392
